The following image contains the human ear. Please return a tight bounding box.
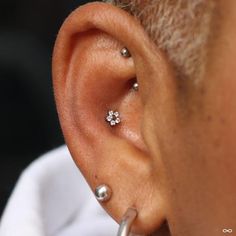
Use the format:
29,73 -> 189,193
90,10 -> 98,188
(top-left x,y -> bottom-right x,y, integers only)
52,2 -> 174,235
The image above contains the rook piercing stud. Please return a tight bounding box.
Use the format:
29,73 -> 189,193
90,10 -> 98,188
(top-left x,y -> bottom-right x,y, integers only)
120,47 -> 131,58
106,110 -> 121,126
95,184 -> 112,202
132,82 -> 139,91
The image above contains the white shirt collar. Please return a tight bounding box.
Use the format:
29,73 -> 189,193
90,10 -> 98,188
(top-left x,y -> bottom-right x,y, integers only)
0,146 -> 118,236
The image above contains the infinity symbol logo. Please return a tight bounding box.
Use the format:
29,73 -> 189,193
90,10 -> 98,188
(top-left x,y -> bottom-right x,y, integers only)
223,229 -> 233,233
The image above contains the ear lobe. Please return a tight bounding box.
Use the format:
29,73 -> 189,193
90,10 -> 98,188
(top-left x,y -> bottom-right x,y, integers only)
52,2 -> 168,235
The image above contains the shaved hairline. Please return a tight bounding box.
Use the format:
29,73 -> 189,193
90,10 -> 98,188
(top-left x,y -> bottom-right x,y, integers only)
105,0 -> 215,81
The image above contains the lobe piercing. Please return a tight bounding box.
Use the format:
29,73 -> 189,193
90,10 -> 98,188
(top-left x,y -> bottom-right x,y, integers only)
117,208 -> 138,236
106,110 -> 121,126
120,47 -> 131,58
132,82 -> 139,91
95,184 -> 112,202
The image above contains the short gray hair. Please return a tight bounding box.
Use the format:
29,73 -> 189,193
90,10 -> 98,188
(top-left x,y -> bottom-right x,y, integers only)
105,0 -> 214,81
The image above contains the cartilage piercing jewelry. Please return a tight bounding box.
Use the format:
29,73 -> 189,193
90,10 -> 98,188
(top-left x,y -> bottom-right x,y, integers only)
120,47 -> 139,91
95,184 -> 112,202
120,47 -> 131,58
106,110 -> 121,126
132,82 -> 139,91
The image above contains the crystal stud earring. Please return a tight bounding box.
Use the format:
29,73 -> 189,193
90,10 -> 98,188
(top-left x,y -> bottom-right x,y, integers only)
106,110 -> 121,126
120,47 -> 131,58
95,184 -> 112,202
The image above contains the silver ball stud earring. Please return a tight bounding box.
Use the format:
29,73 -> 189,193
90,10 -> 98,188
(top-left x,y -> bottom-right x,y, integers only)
106,110 -> 121,126
95,184 -> 112,202
120,47 -> 131,58
132,82 -> 139,91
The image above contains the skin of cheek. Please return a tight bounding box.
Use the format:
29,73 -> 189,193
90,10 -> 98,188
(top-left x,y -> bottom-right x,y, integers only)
140,2 -> 236,234
143,76 -> 236,236
142,37 -> 236,236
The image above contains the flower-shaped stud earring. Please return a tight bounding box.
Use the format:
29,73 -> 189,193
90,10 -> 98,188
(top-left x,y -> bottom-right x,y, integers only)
106,110 -> 121,126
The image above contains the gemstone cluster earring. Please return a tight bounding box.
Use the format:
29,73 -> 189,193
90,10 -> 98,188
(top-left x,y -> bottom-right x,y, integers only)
106,110 -> 121,126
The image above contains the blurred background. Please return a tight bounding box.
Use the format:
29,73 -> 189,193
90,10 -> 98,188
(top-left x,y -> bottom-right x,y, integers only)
0,0 -> 92,215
